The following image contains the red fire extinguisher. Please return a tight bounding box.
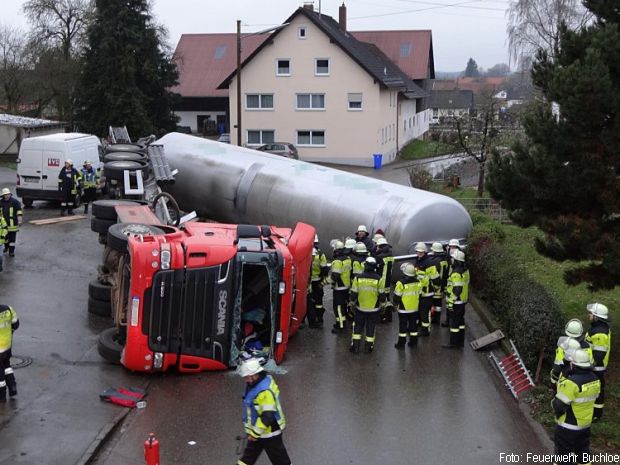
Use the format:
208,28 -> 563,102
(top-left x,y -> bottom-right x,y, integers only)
144,432 -> 160,465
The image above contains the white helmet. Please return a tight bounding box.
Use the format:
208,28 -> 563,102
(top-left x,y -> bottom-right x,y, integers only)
344,239 -> 357,250
331,239 -> 344,250
564,318 -> 583,338
1,188 -> 11,196
560,338 -> 581,361
372,233 -> 384,243
571,349 -> 592,368
453,250 -> 466,262
414,242 -> 427,253
357,225 -> 368,233
314,234 -> 319,243
65,158 -> 73,165
431,242 -> 443,253
448,239 -> 460,247
365,257 -> 377,266
312,248 -> 318,256
586,302 -> 608,320
376,237 -> 388,246
402,262 -> 416,277
237,358 -> 264,377
354,242 -> 367,254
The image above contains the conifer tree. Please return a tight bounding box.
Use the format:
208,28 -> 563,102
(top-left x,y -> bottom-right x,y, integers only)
76,0 -> 178,137
487,0 -> 620,289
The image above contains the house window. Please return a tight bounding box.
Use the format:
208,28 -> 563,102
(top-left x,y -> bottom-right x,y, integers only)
315,58 -> 329,76
298,27 -> 306,39
214,45 -> 227,60
246,94 -> 274,110
409,117 -> 412,128
347,93 -> 362,110
297,130 -> 325,146
296,93 -> 325,110
276,59 -> 290,76
400,42 -> 412,58
247,130 -> 275,145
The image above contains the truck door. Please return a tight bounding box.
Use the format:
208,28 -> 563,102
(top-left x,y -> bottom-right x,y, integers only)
284,222 -> 315,336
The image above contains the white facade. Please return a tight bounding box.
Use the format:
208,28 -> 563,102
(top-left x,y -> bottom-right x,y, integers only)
227,15 -> 424,166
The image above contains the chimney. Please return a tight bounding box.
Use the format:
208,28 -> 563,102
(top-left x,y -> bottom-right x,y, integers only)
303,2 -> 314,11
339,3 -> 347,31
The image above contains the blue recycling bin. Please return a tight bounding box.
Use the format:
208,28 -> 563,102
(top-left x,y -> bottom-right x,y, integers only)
373,153 -> 383,170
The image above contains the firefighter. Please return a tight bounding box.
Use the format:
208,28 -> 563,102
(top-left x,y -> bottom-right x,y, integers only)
551,349 -> 600,465
550,319 -> 592,385
329,240 -> 351,334
584,302 -> 611,421
237,358 -> 291,465
80,160 -> 99,214
343,238 -> 357,320
0,188 -> 23,258
351,242 -> 369,279
354,225 -> 374,251
349,257 -> 385,354
373,237 -> 394,323
0,215 -> 7,272
428,242 -> 448,325
309,235 -> 328,328
58,159 -> 82,216
413,242 -> 435,336
551,338 -> 582,385
0,304 -> 19,402
443,250 -> 469,348
393,263 -> 422,349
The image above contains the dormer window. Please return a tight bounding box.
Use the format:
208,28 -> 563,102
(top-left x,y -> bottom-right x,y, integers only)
298,27 -> 307,39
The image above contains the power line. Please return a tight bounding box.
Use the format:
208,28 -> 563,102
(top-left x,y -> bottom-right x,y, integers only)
349,0 -> 506,20
395,0 -> 505,11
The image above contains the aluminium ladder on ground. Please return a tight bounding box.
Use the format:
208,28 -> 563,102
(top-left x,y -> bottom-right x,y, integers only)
489,339 -> 535,399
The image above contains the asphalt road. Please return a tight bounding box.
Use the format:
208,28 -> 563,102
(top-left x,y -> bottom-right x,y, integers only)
0,165 -> 551,465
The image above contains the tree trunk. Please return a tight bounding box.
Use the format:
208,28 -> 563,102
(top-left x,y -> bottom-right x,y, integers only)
477,161 -> 485,197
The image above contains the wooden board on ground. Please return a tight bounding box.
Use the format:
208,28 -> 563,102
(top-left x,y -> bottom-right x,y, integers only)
470,329 -> 505,350
29,215 -> 87,225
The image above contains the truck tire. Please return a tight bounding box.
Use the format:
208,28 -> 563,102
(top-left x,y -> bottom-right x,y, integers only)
152,192 -> 181,226
92,199 -> 144,220
89,280 -> 112,302
97,328 -> 124,364
91,216 -> 117,234
88,296 -> 112,317
104,152 -> 147,163
107,223 -> 167,254
105,143 -> 146,154
103,160 -> 149,182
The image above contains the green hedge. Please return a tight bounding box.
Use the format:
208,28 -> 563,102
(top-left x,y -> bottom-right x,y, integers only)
468,217 -> 563,370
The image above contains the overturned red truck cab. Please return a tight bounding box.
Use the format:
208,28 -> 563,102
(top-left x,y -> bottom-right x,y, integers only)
106,205 -> 315,373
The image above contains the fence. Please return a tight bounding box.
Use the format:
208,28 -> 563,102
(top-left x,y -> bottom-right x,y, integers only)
458,197 -> 509,223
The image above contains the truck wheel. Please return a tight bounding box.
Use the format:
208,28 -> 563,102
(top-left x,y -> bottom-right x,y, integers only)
104,160 -> 149,182
104,152 -> 147,163
22,198 -> 34,208
152,192 -> 181,226
92,199 -> 144,220
97,328 -> 124,364
91,216 -> 117,234
88,296 -> 111,317
89,280 -> 112,302
107,223 -> 167,254
105,143 -> 146,154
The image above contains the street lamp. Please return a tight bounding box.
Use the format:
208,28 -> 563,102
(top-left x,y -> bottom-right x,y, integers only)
235,21 -> 289,146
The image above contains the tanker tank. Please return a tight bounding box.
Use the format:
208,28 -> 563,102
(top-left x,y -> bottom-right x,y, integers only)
157,132 -> 472,255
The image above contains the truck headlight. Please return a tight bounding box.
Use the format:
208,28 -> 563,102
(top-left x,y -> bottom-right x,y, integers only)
153,352 -> 163,369
160,249 -> 171,270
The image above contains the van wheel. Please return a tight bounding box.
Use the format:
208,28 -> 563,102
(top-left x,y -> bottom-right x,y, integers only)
91,216 -> 117,234
92,199 -> 144,220
88,296 -> 112,317
97,328 -> 124,364
22,198 -> 33,208
107,223 -> 167,254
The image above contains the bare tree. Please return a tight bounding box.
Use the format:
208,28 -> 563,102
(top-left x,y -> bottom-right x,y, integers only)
0,25 -> 31,113
506,0 -> 592,64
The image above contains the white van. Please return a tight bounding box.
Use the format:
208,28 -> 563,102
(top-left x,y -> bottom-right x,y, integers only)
16,133 -> 103,207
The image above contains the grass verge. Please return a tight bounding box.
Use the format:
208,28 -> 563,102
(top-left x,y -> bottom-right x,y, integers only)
399,139 -> 454,160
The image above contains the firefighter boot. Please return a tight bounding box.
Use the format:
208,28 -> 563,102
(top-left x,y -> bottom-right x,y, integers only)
84,203 -> 89,214
60,208 -> 66,216
364,341 -> 374,353
6,370 -> 16,397
394,337 -> 406,350
315,307 -> 325,328
0,385 -> 6,403
408,335 -> 418,347
458,331 -> 465,348
349,340 -> 360,354
68,208 -> 75,216
431,309 -> 441,325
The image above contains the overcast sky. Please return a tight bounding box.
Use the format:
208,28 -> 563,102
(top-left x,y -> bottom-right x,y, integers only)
2,0 -> 510,72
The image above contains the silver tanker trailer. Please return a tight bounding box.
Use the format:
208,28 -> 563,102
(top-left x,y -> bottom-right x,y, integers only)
157,132 -> 472,256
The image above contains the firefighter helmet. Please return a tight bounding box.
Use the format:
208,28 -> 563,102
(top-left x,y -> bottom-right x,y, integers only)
1,188 -> 10,196
376,237 -> 388,246
586,302 -> 608,320
83,160 -> 92,166
354,242 -> 368,254
448,239 -> 460,247
357,225 -> 368,233
414,242 -> 427,253
560,338 -> 581,361
402,263 -> 416,277
238,358 -> 264,377
453,250 -> 466,262
431,242 -> 443,253
312,248 -> 318,256
344,239 -> 357,250
65,158 -> 73,165
314,234 -> 319,244
564,318 -> 583,338
331,240 -> 344,250
372,233 -> 384,243
571,349 -> 592,368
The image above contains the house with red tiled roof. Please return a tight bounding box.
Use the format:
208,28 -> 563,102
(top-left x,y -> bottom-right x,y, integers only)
172,3 -> 434,165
